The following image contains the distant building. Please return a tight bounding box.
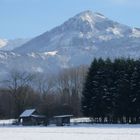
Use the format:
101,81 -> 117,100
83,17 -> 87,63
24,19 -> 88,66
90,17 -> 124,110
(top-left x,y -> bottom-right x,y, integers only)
53,115 -> 73,126
19,109 -> 46,125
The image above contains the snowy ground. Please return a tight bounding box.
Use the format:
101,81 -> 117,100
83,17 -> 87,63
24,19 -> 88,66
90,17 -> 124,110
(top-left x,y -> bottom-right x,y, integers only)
1,124 -> 140,140
0,119 -> 15,125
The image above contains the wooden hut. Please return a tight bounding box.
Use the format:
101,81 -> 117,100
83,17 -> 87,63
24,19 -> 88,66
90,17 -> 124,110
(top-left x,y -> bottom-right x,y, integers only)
53,115 -> 73,126
19,109 -> 46,125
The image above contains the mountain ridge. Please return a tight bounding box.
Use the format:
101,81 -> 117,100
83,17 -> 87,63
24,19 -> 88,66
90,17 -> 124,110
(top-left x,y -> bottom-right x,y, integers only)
0,38 -> 29,51
14,10 -> 140,54
0,10 -> 140,78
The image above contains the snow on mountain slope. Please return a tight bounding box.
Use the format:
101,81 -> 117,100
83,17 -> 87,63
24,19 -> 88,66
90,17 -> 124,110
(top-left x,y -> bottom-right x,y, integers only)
14,10 -> 135,54
131,28 -> 140,38
0,38 -> 29,51
0,39 -> 8,49
1,10 -> 140,77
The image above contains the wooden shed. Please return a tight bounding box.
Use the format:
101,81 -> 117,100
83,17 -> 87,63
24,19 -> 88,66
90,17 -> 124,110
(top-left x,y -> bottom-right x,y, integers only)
19,109 -> 46,125
53,115 -> 73,126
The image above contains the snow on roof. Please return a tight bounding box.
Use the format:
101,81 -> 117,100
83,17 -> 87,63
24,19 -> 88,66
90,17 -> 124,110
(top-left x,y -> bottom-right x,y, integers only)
53,115 -> 73,118
31,115 -> 46,118
20,109 -> 36,117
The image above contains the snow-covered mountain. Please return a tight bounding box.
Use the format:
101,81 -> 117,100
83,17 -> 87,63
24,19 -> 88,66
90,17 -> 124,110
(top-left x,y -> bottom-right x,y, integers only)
15,10 -> 140,56
1,10 -> 140,77
0,38 -> 29,51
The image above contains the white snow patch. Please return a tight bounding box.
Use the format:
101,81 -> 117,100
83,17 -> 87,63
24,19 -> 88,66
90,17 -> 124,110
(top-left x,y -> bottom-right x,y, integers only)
80,13 -> 93,23
28,52 -> 36,58
0,119 -> 15,125
0,39 -> 8,48
98,35 -> 113,41
71,117 -> 91,123
131,28 -> 140,38
44,51 -> 58,56
106,27 -> 123,37
79,32 -> 84,37
32,67 -> 43,73
79,32 -> 94,39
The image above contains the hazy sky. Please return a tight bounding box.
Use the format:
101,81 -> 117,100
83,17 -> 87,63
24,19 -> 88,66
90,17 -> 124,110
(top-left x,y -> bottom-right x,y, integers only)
0,0 -> 140,39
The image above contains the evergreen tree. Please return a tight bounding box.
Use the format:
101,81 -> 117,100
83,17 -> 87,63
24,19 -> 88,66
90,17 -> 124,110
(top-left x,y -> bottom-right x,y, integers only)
82,58 -> 140,124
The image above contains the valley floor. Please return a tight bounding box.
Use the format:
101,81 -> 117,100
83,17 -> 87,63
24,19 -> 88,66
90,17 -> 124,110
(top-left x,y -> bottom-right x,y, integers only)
0,124 -> 140,140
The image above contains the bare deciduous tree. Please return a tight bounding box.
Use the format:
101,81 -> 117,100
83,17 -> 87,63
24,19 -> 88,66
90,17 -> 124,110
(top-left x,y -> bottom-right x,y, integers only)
3,71 -> 37,118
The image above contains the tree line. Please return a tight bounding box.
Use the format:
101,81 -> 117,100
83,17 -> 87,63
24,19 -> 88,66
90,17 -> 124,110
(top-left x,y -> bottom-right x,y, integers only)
82,58 -> 140,124
2,57 -> 140,124
0,66 -> 87,119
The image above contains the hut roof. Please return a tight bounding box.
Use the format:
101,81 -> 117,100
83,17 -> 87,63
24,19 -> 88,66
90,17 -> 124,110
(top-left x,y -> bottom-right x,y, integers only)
20,109 -> 36,117
53,115 -> 73,118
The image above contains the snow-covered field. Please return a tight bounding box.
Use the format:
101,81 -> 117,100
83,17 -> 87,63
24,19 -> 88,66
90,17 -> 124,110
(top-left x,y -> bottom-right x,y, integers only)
1,124 -> 140,140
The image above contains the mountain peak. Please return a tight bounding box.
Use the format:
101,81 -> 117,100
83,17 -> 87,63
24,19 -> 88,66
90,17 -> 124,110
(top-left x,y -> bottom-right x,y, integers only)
75,10 -> 106,22
76,10 -> 94,23
14,10 -> 136,54
1,10 -> 140,77
77,10 -> 93,16
60,10 -> 108,34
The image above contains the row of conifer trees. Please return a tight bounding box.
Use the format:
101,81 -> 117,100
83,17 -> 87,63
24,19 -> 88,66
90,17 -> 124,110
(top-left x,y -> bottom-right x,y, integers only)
82,58 -> 140,123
